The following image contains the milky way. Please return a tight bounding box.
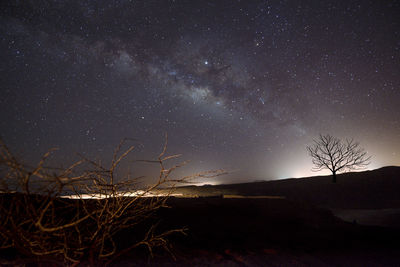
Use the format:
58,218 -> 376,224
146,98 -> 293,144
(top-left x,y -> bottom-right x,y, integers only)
1,0 -> 399,183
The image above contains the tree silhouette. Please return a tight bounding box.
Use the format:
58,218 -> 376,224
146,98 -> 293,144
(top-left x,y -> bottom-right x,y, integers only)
307,134 -> 371,183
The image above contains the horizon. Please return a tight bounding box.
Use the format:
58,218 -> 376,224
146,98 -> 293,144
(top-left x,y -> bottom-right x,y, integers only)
181,165 -> 400,186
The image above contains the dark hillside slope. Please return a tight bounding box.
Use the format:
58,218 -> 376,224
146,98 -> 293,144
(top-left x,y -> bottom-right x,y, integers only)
174,166 -> 400,209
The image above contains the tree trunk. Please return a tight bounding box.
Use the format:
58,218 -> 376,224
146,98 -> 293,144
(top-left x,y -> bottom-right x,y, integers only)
332,171 -> 337,183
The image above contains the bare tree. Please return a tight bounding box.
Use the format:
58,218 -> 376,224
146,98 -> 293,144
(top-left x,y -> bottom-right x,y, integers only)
307,134 -> 371,183
0,135 -> 226,265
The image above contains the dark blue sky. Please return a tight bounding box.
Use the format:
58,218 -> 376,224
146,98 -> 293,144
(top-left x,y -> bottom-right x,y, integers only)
1,0 -> 399,183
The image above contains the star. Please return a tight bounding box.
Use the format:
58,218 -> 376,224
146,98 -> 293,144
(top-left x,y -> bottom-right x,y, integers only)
0,0 -> 398,183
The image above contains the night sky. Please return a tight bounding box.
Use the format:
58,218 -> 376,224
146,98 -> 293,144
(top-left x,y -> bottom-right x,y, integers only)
1,0 -> 399,184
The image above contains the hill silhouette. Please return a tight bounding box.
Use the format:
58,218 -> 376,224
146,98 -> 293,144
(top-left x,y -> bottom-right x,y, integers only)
171,166 -> 400,209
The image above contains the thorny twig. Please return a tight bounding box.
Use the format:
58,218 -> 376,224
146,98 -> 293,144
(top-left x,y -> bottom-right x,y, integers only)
0,135 -> 225,265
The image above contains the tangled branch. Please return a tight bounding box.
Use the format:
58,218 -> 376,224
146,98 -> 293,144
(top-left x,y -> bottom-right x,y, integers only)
0,135 -> 226,265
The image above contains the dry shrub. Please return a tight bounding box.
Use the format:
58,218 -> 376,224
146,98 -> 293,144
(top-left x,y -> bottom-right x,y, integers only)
0,135 -> 225,265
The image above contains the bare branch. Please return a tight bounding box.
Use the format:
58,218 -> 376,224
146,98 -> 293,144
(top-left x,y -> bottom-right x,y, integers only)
0,135 -> 225,264
307,134 -> 371,183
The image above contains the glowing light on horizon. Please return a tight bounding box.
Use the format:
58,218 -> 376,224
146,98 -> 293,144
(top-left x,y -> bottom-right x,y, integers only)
61,191 -> 183,199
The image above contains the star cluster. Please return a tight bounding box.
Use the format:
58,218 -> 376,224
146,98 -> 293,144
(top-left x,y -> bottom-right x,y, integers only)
0,0 -> 399,183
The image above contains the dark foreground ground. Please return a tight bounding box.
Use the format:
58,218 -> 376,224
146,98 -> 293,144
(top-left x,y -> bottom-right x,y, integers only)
2,167 -> 400,266
111,197 -> 400,266
3,196 -> 400,266
118,167 -> 400,266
